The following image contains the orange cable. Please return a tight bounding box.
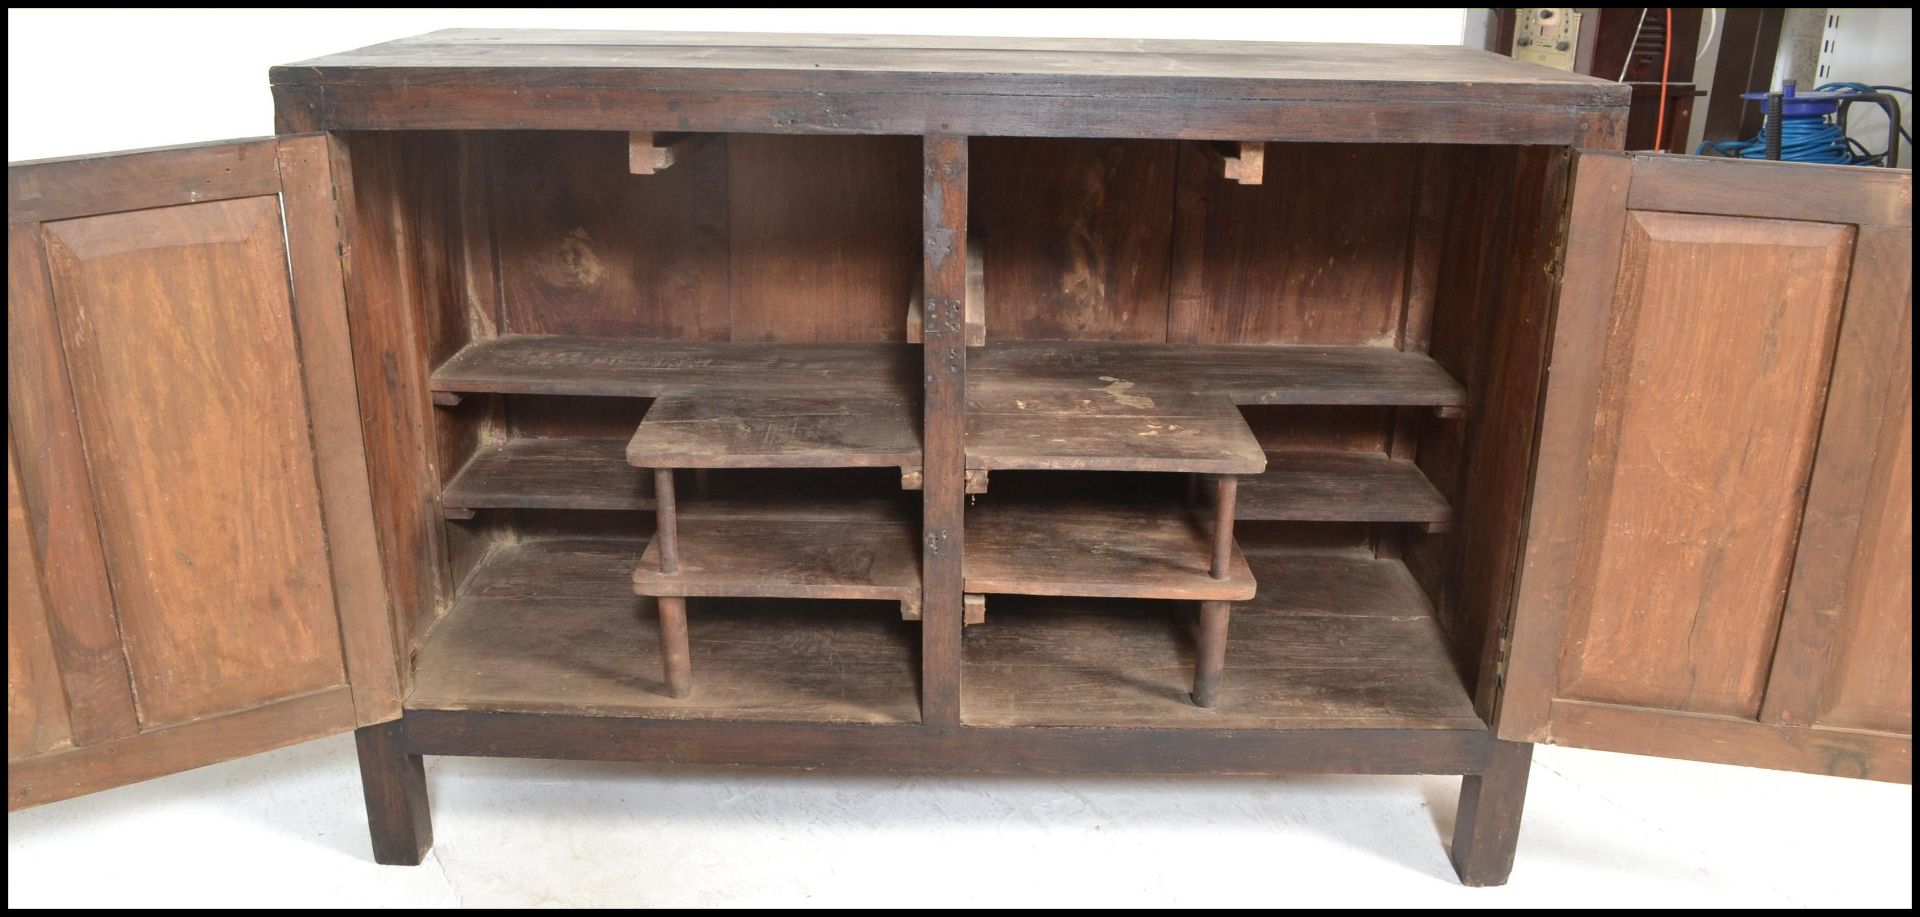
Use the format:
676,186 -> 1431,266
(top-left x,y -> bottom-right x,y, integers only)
1655,7 -> 1673,152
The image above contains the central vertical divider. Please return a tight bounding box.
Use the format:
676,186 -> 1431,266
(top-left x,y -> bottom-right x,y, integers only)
920,135 -> 969,727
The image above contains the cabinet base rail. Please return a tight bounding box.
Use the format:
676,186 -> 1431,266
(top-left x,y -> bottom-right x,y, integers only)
356,714 -> 1527,885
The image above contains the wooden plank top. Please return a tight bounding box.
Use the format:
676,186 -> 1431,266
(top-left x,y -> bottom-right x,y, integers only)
443,437 -> 653,513
271,30 -> 1629,143
277,30 -> 1618,99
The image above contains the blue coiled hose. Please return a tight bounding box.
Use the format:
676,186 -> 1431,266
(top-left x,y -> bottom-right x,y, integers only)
1698,83 -> 1911,165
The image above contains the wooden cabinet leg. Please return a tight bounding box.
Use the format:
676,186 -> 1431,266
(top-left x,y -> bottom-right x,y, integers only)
354,721 -> 432,866
1192,600 -> 1232,707
657,595 -> 693,698
1450,739 -> 1532,887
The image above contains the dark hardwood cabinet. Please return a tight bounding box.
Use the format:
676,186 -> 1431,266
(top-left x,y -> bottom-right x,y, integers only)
6,31 -> 1911,887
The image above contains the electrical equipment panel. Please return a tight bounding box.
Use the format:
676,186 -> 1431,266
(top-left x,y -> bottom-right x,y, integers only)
1512,8 -> 1582,71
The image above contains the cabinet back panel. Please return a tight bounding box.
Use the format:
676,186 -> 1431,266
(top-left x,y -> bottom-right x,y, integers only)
41,198 -> 347,729
973,137 -> 1177,342
1557,212 -> 1852,718
1169,143 -> 1420,346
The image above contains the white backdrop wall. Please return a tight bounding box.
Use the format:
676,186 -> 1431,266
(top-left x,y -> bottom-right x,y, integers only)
7,8 -> 1468,162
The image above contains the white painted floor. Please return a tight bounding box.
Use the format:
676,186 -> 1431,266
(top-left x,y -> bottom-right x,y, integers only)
7,736 -> 1910,908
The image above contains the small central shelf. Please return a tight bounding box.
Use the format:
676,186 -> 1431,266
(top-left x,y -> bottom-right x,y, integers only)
627,391 -> 920,471
964,499 -> 1256,601
631,500 -> 924,618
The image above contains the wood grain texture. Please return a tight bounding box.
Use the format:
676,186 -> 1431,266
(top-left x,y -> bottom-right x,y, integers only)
630,503 -> 922,612
5,224 -> 138,743
1548,699 -> 1909,783
965,500 -> 1255,601
972,341 -> 1466,406
1555,212 -> 1851,719
967,386 -> 1264,474
1815,370 -> 1911,735
1169,143 -> 1417,346
728,134 -> 920,341
8,686 -> 357,811
1625,155 -> 1911,229
973,138 -> 1175,341
1764,228 -> 1913,730
627,391 -> 921,470
6,438 -> 72,760
444,438 -> 654,512
277,134 -> 404,725
433,336 -> 918,398
962,551 -> 1481,729
1496,152 -> 1629,741
9,138 -> 280,224
489,131 -> 730,341
409,539 -> 921,723
1450,739 -> 1532,886
1238,451 -> 1450,523
330,133 -> 455,683
43,196 -> 348,729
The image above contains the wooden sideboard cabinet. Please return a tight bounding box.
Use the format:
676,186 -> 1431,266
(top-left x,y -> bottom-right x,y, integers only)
7,31 -> 1911,887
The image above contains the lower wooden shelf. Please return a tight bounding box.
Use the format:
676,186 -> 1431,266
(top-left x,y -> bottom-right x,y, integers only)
961,548 -> 1484,730
964,499 -> 1255,601
408,538 -> 922,724
631,500 -> 923,618
1238,451 -> 1451,524
442,437 -> 651,514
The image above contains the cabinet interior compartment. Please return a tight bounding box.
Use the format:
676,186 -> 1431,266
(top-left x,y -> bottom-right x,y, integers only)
335,130 -> 1565,732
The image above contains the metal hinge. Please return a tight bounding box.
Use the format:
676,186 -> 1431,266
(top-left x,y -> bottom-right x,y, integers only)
1493,631 -> 1513,688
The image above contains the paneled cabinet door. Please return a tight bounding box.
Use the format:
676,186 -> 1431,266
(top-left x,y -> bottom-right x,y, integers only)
1499,153 -> 1911,782
7,136 -> 398,809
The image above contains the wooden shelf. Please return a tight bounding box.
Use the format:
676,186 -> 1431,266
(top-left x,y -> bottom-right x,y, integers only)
631,501 -> 923,618
626,391 -> 920,471
1239,451 -> 1451,524
964,499 -> 1255,601
972,341 -> 1466,407
431,335 -> 918,399
408,538 -> 921,724
967,387 -> 1265,474
962,549 -> 1483,730
442,437 -> 651,514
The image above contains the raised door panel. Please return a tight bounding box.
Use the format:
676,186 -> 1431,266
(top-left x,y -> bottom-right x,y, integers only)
1502,154 -> 1912,783
41,196 -> 346,728
6,136 -> 398,809
1554,212 -> 1850,717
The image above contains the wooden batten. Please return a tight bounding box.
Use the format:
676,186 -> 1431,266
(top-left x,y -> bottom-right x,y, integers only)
963,593 -> 987,626
1212,141 -> 1266,184
627,131 -> 707,174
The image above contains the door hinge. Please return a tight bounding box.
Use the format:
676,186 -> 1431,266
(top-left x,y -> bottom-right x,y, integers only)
1493,631 -> 1513,687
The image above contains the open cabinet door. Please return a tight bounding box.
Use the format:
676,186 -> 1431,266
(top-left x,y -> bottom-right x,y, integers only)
1499,153 -> 1911,782
7,136 -> 399,808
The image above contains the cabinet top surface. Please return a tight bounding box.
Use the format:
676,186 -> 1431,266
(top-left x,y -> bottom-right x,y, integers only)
275,29 -> 1622,99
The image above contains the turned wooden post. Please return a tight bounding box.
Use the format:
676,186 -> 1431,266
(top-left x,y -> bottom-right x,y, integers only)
653,467 -> 679,573
650,468 -> 691,697
1210,474 -> 1238,578
1192,600 -> 1232,707
656,596 -> 693,698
